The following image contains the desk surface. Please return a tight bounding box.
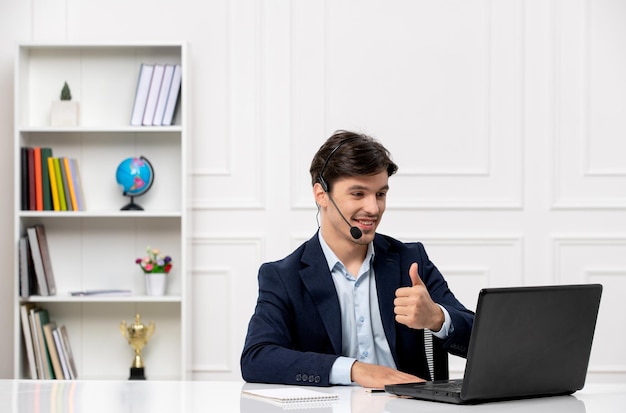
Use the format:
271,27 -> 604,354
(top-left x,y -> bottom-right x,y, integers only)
2,380 -> 625,413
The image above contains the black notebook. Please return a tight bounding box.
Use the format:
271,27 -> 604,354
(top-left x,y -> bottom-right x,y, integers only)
385,284 -> 602,404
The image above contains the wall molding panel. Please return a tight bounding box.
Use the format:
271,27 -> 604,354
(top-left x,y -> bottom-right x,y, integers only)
290,0 -> 524,210
191,0 -> 265,211
552,0 -> 626,209
553,236 -> 626,374
190,236 -> 263,375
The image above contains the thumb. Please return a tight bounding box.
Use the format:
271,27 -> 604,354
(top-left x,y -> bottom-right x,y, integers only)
409,262 -> 425,287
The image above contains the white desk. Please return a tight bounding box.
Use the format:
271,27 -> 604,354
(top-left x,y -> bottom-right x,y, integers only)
2,380 -> 625,412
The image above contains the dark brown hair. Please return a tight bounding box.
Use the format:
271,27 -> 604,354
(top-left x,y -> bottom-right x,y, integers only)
310,130 -> 398,190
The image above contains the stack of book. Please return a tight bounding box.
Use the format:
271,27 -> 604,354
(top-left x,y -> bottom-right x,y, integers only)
19,225 -> 56,298
130,63 -> 182,126
20,147 -> 86,212
19,304 -> 78,380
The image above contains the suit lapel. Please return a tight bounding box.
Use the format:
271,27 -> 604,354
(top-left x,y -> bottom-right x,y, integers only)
373,236 -> 403,362
299,235 -> 343,354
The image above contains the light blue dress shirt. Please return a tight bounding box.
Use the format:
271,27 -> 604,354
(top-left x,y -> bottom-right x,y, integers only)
318,232 -> 452,385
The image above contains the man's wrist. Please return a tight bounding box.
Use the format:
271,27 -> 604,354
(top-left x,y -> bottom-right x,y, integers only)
430,305 -> 445,331
431,305 -> 453,339
330,356 -> 357,385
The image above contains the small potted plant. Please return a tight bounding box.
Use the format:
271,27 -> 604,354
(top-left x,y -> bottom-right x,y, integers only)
135,246 -> 173,296
50,81 -> 80,126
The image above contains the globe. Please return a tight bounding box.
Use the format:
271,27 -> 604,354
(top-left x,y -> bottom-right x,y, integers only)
115,156 -> 154,210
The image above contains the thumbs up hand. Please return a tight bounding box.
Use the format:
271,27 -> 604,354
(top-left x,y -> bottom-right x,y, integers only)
394,263 -> 445,331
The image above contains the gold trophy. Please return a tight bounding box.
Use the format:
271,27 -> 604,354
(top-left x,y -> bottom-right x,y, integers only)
120,313 -> 155,380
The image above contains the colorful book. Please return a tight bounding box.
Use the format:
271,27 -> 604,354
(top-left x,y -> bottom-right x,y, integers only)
28,147 -> 35,210
40,148 -> 54,210
53,158 -> 67,211
34,147 -> 43,210
68,158 -> 86,211
43,322 -> 64,379
63,157 -> 79,211
59,157 -> 73,211
34,309 -> 55,379
47,157 -> 60,211
20,147 -> 30,210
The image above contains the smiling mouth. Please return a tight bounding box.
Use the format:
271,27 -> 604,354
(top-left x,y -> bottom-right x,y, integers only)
354,218 -> 377,228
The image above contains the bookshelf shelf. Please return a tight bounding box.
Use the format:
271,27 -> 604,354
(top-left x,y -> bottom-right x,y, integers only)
19,211 -> 183,218
13,43 -> 189,381
23,295 -> 183,303
20,126 -> 183,133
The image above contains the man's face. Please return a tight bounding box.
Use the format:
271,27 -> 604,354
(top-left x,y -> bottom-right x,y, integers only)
323,171 -> 389,245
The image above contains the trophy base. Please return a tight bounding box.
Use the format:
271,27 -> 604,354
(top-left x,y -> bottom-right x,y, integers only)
129,367 -> 146,380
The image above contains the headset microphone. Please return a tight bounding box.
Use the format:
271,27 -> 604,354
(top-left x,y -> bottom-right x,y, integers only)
318,137 -> 363,240
326,191 -> 363,240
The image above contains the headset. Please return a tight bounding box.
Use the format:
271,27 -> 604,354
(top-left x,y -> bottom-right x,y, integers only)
317,137 -> 363,239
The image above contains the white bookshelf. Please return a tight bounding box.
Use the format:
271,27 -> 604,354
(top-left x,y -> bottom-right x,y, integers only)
13,43 -> 189,380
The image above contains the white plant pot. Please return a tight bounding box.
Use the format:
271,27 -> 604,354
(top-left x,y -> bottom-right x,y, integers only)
50,101 -> 80,127
144,273 -> 167,296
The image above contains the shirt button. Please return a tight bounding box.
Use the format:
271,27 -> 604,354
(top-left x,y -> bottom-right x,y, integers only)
359,316 -> 365,323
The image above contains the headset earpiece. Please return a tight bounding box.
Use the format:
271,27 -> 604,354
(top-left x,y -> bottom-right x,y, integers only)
318,176 -> 329,192
318,137 -> 356,194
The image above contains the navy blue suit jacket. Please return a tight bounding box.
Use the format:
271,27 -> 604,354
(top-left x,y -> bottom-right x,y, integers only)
241,233 -> 474,386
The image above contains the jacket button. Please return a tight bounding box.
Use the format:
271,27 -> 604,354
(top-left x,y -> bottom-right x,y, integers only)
315,376 -> 321,383
301,374 -> 308,382
296,374 -> 302,381
308,375 -> 314,383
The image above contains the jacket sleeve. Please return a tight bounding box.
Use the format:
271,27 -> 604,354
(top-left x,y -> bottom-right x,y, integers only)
240,262 -> 339,386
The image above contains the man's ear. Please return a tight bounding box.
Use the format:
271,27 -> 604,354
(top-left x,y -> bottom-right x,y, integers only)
313,182 -> 328,207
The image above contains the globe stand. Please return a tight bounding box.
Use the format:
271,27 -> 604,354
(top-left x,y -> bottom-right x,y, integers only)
120,196 -> 144,211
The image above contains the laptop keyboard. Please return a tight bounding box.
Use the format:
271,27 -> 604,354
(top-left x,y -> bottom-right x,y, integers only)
424,379 -> 463,392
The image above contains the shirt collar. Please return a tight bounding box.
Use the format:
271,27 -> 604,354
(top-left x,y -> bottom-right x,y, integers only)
318,230 -> 375,274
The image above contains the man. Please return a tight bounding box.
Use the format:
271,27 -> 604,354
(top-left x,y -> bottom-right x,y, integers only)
241,130 -> 474,388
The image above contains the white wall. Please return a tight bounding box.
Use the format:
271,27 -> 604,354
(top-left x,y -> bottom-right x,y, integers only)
1,0 -> 625,382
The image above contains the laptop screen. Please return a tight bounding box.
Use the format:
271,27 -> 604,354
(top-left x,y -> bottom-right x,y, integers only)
461,284 -> 602,401
385,284 -> 602,404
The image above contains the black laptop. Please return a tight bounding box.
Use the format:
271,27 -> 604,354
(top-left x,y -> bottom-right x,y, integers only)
385,284 -> 602,404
